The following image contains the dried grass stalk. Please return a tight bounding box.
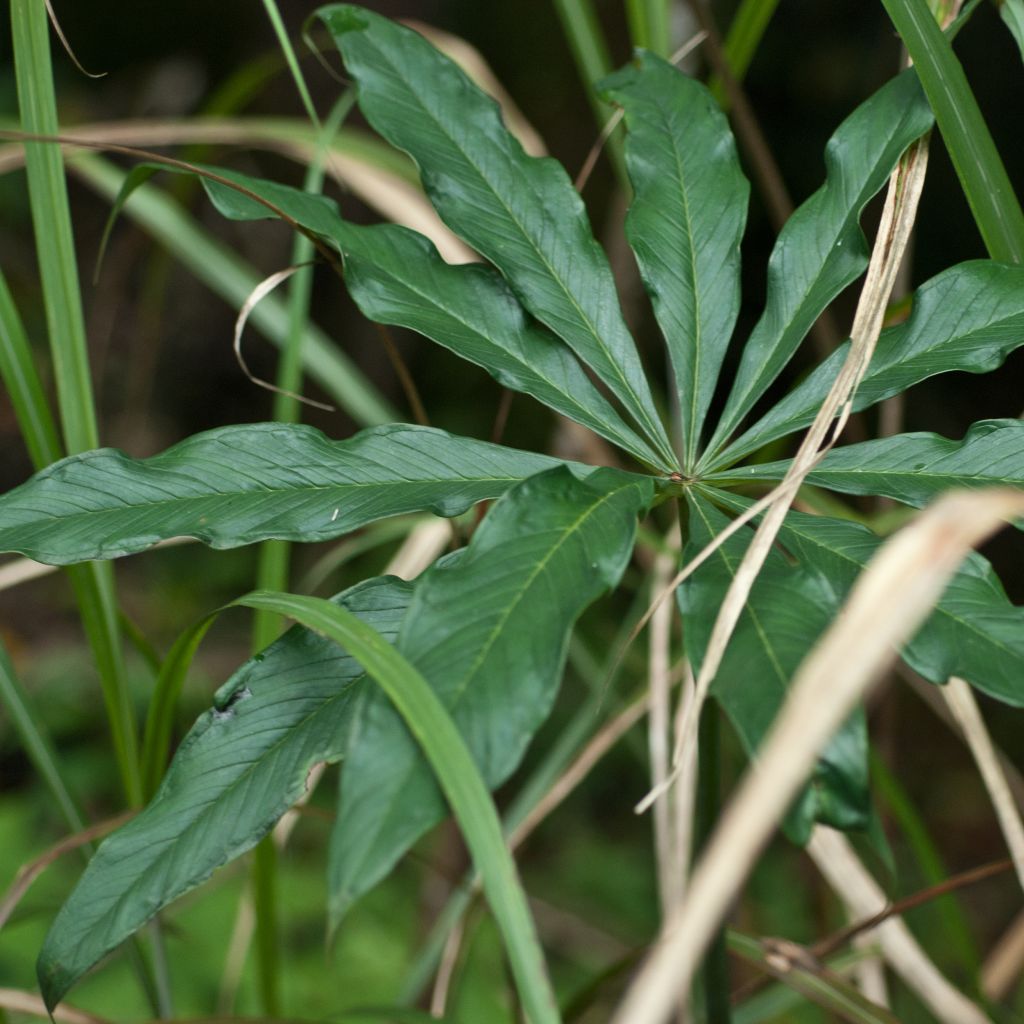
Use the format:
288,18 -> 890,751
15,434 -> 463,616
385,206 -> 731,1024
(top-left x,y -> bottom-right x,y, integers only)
611,487 -> 1024,1024
808,827 -> 989,1024
943,675 -> 1024,896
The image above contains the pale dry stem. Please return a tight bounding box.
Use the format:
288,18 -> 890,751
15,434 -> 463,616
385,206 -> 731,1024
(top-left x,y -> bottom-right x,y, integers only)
808,827 -> 989,1024
0,988 -> 108,1024
611,487 -> 1024,1024
943,675 -> 1024,895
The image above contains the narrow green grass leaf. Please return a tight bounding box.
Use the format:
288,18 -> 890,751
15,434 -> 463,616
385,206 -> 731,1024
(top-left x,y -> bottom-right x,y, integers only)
870,752 -> 981,973
11,0 -> 141,808
1001,0 -> 1024,62
714,419 -> 1024,514
625,0 -> 672,56
0,639 -> 87,835
881,0 -> 1024,263
729,933 -> 899,1024
72,154 -> 397,427
237,591 -> 562,1024
600,53 -> 749,469
140,620 -> 216,801
11,0 -> 98,453
712,260 -> 1024,469
0,269 -> 62,468
329,466 -> 653,923
704,487 -> 1024,707
0,422 -> 569,564
702,70 -> 933,462
719,0 -> 782,87
319,5 -> 677,469
37,576 -> 411,1011
679,493 -> 868,841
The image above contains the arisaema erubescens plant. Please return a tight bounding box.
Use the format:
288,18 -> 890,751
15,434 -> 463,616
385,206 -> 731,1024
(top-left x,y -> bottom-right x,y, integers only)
2,3 -> 1024,1017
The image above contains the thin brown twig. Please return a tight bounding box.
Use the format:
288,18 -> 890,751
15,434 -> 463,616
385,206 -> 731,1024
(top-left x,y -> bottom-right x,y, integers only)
0,812 -> 136,931
374,323 -> 430,427
813,857 -> 1012,961
733,855 -> 1014,1005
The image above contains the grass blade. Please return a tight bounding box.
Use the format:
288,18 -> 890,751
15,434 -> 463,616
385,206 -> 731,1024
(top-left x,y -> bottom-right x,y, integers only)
625,0 -> 672,56
0,269 -> 62,467
238,590 -> 562,1024
0,639 -> 87,836
880,0 -> 1024,262
11,0 -> 140,808
549,0 -> 626,178
718,0 -> 782,90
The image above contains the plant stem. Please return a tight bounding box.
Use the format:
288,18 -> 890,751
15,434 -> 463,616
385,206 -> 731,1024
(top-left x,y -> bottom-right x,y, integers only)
11,0 -> 142,810
626,0 -> 672,56
880,0 -> 1024,263
696,702 -> 731,1023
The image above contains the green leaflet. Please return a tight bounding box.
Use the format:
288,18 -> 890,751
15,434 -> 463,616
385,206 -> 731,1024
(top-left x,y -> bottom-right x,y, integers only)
0,422 -> 569,564
37,576 -> 412,1009
712,419 -> 1024,516
702,69 -> 934,462
599,52 -> 749,471
329,466 -> 654,924
679,493 -> 868,841
337,222 -> 665,468
703,488 -> 1024,707
107,160 -> 665,469
712,260 -> 1024,469
318,5 -> 677,470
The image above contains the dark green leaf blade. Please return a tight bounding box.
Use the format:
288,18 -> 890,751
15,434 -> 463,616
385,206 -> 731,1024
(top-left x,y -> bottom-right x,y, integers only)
703,70 -> 933,461
711,260 -> 1024,469
599,52 -> 749,470
713,419 -> 1024,515
0,422 -> 568,564
679,492 -> 868,840
328,465 -> 654,923
128,161 -> 665,469
704,487 -> 1024,707
338,222 -> 665,467
881,0 -> 1024,263
37,576 -> 412,1009
318,5 -> 677,469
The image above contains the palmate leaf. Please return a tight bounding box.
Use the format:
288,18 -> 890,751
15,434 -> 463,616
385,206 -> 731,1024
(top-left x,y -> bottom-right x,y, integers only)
599,52 -> 748,471
701,69 -> 934,463
116,161 -> 667,470
37,575 -> 412,1008
713,419 -> 1024,516
679,492 -> 868,841
318,5 -> 678,470
0,422 -> 569,564
712,260 -> 1024,468
704,488 -> 1024,706
329,465 -> 654,924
